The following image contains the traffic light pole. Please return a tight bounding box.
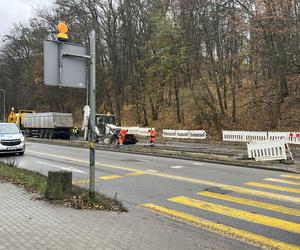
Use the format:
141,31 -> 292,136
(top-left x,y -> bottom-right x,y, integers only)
89,30 -> 96,198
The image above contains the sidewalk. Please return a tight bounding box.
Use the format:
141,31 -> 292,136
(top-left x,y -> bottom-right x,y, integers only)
0,183 -> 252,250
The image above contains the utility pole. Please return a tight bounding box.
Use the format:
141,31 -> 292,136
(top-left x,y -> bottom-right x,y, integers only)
89,30 -> 96,198
0,89 -> 5,122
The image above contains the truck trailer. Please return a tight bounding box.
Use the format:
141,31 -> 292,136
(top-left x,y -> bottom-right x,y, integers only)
23,112 -> 73,139
8,109 -> 73,140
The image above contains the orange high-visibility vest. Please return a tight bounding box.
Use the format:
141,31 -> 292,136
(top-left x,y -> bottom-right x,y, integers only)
150,129 -> 156,137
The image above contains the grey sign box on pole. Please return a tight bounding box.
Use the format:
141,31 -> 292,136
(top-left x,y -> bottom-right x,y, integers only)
44,40 -> 87,88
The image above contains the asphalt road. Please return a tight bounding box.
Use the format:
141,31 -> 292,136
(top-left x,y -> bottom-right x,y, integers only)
1,142 -> 300,250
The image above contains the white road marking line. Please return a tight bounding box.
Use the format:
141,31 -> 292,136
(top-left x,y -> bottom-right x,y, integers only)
192,162 -> 204,166
37,161 -> 87,174
170,166 -> 185,169
147,169 -> 158,173
139,160 -> 150,163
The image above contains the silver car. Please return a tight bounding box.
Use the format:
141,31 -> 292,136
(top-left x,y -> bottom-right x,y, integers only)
0,123 -> 25,155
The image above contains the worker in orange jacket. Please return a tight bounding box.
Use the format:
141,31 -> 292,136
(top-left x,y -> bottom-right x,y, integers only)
118,129 -> 128,145
149,128 -> 156,147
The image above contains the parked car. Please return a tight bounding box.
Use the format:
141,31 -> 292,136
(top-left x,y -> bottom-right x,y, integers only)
0,123 -> 25,155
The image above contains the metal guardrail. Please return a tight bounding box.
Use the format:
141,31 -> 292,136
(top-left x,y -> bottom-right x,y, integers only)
163,129 -> 206,140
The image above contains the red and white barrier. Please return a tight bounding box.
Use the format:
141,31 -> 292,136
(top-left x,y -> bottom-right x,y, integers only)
288,133 -> 300,144
163,129 -> 206,140
223,130 -> 300,145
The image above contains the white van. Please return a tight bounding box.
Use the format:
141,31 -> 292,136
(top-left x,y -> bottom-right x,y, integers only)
0,123 -> 25,155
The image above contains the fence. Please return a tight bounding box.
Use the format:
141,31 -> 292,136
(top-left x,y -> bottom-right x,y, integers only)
247,140 -> 287,161
121,127 -> 150,136
223,130 -> 300,144
288,133 -> 300,144
163,129 -> 206,140
222,131 -> 268,142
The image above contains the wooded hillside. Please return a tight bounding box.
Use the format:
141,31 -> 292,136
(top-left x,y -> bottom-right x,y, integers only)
0,0 -> 299,134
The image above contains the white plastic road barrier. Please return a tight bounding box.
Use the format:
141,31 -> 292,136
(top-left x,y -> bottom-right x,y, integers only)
122,127 -> 140,135
247,140 -> 289,161
222,131 -> 268,142
163,129 -> 177,138
163,129 -> 207,140
139,128 -> 150,136
268,132 -> 288,142
288,133 -> 300,144
189,130 -> 206,139
176,130 -> 189,139
223,130 -> 300,144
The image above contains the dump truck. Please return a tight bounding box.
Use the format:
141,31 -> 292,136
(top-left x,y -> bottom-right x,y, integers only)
8,109 -> 73,139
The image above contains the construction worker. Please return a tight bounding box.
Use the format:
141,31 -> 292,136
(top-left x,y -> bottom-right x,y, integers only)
149,128 -> 156,147
118,129 -> 128,146
72,127 -> 79,138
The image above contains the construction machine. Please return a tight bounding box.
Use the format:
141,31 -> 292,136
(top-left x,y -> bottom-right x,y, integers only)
95,113 -> 138,145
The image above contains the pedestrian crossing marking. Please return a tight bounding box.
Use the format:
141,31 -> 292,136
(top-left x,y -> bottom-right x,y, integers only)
246,182 -> 300,194
168,196 -> 300,234
99,175 -> 122,180
72,179 -> 89,185
142,203 -> 300,250
218,186 -> 300,204
125,171 -> 145,177
198,191 -> 300,217
264,178 -> 300,186
281,174 -> 300,180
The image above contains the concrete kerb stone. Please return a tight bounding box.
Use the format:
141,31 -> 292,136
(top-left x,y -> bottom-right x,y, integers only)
26,138 -> 300,174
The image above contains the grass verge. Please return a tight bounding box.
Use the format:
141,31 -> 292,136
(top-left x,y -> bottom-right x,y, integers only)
0,161 -> 127,212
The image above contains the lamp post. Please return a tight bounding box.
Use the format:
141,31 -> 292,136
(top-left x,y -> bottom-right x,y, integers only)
0,89 -> 5,122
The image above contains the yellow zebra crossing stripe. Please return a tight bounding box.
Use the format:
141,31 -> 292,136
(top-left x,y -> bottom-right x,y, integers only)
99,175 -> 122,180
142,203 -> 300,250
198,191 -> 300,217
281,175 -> 300,180
246,182 -> 300,194
264,178 -> 300,186
219,186 -> 300,204
168,196 -> 300,234
125,171 -> 145,177
73,179 -> 89,185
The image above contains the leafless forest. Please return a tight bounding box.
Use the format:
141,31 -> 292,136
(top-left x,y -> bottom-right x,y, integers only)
0,0 -> 299,134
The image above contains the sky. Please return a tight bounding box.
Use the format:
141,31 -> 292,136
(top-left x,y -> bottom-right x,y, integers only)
0,0 -> 53,35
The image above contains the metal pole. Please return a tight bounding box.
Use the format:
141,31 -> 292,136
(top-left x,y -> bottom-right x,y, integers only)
3,90 -> 5,122
89,30 -> 96,198
0,89 -> 5,122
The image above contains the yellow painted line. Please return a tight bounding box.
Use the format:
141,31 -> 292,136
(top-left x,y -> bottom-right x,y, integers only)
99,175 -> 122,180
264,178 -> 300,186
142,203 -> 300,250
26,150 -> 300,204
246,182 -> 300,194
126,172 -> 145,177
198,191 -> 300,217
169,196 -> 300,234
218,186 -> 300,204
281,175 -> 300,180
73,179 -> 89,185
